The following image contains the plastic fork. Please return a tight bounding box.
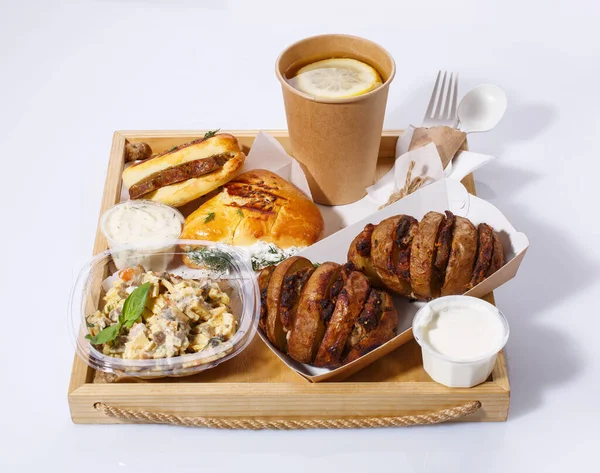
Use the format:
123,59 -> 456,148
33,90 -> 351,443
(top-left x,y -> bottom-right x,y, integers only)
423,71 -> 459,127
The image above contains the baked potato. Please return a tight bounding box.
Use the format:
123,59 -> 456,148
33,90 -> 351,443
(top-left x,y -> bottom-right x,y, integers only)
280,266 -> 315,333
343,290 -> 398,364
470,223 -> 494,288
432,211 -> 455,294
347,224 -> 382,286
346,211 -> 506,300
258,265 -> 275,332
410,211 -> 445,299
487,231 -> 505,276
392,215 -> 419,295
265,256 -> 313,351
287,262 -> 341,364
440,216 -> 478,296
313,271 -> 371,368
371,216 -> 413,297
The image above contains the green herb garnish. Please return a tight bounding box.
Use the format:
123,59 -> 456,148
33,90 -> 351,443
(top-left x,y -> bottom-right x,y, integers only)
186,247 -> 230,272
250,244 -> 286,271
313,262 -> 321,268
85,324 -> 121,345
121,282 -> 151,328
85,282 -> 151,345
237,208 -> 243,218
202,129 -> 220,141
168,145 -> 179,152
204,212 -> 215,223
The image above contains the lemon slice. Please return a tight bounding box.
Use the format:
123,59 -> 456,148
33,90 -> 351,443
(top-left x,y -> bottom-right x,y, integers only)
292,58 -> 382,99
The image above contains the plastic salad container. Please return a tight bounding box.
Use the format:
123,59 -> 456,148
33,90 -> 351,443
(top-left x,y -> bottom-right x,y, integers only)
69,240 -> 260,378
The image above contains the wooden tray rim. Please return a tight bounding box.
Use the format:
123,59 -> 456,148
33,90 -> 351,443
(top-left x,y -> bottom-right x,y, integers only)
68,129 -> 509,421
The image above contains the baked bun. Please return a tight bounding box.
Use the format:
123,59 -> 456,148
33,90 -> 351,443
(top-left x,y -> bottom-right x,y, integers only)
181,169 -> 324,261
122,133 -> 245,207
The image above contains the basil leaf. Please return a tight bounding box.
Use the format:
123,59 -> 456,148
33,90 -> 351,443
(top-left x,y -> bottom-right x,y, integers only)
122,282 -> 151,329
85,324 -> 120,345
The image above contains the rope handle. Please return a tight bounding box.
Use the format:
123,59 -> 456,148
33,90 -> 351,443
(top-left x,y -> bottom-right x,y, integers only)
94,401 -> 481,429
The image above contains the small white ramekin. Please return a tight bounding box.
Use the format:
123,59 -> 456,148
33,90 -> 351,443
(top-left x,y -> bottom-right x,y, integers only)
412,295 -> 510,388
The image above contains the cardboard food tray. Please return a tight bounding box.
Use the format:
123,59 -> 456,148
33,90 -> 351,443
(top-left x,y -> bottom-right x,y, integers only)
68,130 -> 511,425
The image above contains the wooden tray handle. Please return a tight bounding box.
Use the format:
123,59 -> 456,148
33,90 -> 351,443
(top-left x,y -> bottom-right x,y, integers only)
94,401 -> 481,429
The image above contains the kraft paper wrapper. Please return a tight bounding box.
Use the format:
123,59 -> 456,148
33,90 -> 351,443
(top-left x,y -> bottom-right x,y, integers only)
276,34 -> 396,205
259,179 -> 529,382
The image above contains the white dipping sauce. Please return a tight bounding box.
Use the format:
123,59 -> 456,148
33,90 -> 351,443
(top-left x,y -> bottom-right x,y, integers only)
413,296 -> 509,388
420,306 -> 505,361
101,201 -> 183,246
100,201 -> 184,271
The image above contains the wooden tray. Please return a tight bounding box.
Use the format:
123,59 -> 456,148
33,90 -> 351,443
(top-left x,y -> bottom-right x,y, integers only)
68,130 -> 509,425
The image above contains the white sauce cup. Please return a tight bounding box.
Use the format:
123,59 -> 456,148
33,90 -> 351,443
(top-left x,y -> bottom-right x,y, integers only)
100,200 -> 184,271
412,296 -> 510,388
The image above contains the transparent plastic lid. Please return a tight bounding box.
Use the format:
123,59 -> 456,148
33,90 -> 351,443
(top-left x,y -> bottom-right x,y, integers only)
69,240 -> 260,378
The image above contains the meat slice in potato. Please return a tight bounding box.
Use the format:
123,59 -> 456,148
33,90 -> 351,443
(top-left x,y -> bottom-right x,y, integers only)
392,215 -> 418,293
347,224 -> 382,286
486,232 -> 505,277
432,211 -> 456,295
441,216 -> 478,296
280,266 -> 315,333
314,271 -> 370,368
258,266 -> 275,332
410,211 -> 445,299
287,262 -> 341,364
371,216 -> 414,297
343,290 -> 398,364
265,256 -> 313,351
469,223 -> 494,288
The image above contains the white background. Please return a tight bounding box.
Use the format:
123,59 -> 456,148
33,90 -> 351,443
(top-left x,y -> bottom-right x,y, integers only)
1,0 -> 599,471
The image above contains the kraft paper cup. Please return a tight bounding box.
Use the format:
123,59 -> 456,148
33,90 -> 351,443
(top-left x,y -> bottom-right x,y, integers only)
276,34 -> 396,205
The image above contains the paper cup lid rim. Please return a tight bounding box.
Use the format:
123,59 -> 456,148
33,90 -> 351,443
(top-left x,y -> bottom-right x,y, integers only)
275,34 -> 396,104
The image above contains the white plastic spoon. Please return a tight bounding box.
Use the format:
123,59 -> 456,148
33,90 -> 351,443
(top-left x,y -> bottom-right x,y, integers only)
457,84 -> 507,133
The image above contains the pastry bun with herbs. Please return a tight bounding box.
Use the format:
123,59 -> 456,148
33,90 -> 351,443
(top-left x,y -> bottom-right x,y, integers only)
122,132 -> 246,207
181,169 -> 324,270
259,259 -> 398,369
348,211 -> 505,300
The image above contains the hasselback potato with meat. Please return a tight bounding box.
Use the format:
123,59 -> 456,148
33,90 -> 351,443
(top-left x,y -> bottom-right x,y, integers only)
259,261 -> 398,368
348,211 -> 505,300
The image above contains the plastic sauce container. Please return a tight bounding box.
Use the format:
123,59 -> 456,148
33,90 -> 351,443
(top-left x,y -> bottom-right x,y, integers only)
412,296 -> 509,388
69,240 -> 260,378
100,200 -> 184,271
